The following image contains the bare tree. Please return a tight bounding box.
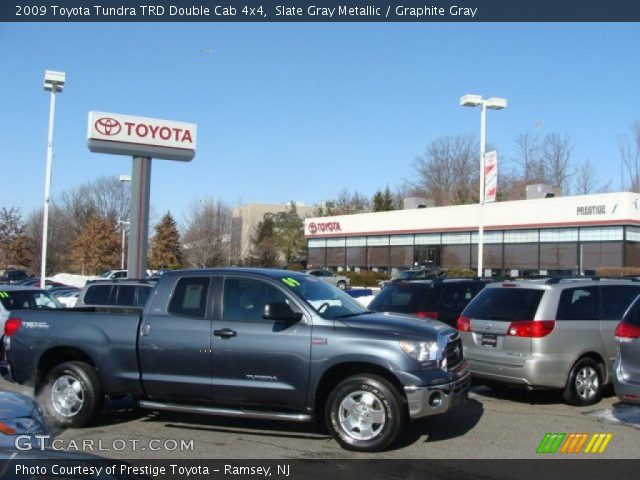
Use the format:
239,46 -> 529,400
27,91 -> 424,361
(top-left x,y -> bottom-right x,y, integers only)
513,131 -> 546,184
619,121 -> 640,191
542,132 -> 574,193
24,205 -> 75,275
58,175 -> 130,232
574,160 -> 598,195
411,134 -> 478,206
315,188 -> 372,216
182,198 -> 233,268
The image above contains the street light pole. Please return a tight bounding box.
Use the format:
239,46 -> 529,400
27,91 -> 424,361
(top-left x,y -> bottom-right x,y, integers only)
460,94 -> 507,278
478,101 -> 487,278
118,175 -> 131,270
40,71 -> 65,289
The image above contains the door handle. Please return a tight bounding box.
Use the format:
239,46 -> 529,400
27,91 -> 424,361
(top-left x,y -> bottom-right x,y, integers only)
213,328 -> 237,338
141,323 -> 151,336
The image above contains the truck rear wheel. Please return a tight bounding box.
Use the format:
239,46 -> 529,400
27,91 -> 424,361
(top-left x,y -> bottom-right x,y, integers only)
325,374 -> 405,452
40,361 -> 104,428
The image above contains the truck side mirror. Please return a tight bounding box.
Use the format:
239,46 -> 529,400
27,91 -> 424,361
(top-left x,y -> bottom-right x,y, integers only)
263,302 -> 303,322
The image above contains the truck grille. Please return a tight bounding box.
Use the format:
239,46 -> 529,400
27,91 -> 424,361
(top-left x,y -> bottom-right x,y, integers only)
445,335 -> 463,371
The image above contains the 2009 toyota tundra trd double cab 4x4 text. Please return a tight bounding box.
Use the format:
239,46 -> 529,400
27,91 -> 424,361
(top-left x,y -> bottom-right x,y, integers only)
0,268 -> 469,451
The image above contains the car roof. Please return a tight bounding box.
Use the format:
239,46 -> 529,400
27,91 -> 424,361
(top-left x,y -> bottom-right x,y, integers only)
164,267 -> 309,279
86,280 -> 154,287
0,285 -> 46,292
391,278 -> 486,285
483,278 -> 640,290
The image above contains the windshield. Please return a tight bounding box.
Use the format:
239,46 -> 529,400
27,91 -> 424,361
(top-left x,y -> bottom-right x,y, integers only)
279,275 -> 368,319
0,290 -> 62,310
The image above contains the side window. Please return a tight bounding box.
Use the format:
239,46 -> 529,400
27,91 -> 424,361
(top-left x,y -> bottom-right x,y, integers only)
115,286 -> 136,306
114,271 -> 127,279
556,287 -> 600,321
310,271 -> 321,277
223,278 -> 289,322
601,286 -> 640,320
440,285 -> 475,311
136,286 -> 151,307
83,285 -> 111,305
168,277 -> 210,318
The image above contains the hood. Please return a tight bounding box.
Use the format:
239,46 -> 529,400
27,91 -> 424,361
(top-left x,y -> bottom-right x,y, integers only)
340,311 -> 455,340
0,392 -> 40,420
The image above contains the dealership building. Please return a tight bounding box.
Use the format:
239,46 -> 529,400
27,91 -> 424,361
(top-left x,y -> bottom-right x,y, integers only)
304,192 -> 640,276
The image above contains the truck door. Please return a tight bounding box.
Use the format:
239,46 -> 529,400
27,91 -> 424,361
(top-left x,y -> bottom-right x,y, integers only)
211,276 -> 312,410
139,276 -> 213,404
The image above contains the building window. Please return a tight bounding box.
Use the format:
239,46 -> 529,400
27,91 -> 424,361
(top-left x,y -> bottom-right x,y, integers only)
308,239 -> 326,248
471,244 -> 503,270
442,245 -> 471,269
367,246 -> 389,267
346,236 -> 366,247
346,247 -> 366,269
442,232 -> 471,245
625,242 -> 640,268
472,231 -> 503,244
626,227 -> 640,243
390,235 -> 414,246
367,236 -> 390,246
326,247 -> 345,268
579,227 -> 623,242
540,242 -> 578,270
415,234 -> 441,245
307,248 -> 326,268
539,228 -> 579,243
504,243 -> 539,270
390,246 -> 414,268
326,238 -> 346,248
581,242 -> 623,270
504,229 -> 539,244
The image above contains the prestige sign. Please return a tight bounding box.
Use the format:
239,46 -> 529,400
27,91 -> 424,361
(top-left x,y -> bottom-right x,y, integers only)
87,111 -> 197,161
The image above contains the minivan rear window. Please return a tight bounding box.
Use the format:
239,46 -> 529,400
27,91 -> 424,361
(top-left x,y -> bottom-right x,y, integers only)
83,285 -> 111,305
463,288 -> 544,321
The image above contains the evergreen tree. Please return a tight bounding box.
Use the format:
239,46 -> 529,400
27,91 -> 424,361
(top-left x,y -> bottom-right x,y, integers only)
382,186 -> 394,211
250,215 -> 280,267
149,212 -> 182,269
277,202 -> 306,264
372,190 -> 384,212
69,215 -> 120,275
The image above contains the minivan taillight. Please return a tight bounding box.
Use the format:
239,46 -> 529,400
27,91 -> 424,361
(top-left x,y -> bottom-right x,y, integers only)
416,311 -> 439,319
457,315 -> 471,332
506,320 -> 555,338
615,321 -> 640,339
4,317 -> 22,337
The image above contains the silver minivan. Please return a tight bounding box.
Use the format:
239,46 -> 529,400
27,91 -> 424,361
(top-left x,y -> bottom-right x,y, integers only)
458,279 -> 640,405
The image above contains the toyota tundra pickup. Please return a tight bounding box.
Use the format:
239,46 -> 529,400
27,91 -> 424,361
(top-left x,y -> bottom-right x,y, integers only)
0,268 -> 469,451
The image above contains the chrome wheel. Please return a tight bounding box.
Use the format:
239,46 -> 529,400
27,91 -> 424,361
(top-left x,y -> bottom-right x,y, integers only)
338,390 -> 386,441
575,366 -> 599,401
51,375 -> 84,418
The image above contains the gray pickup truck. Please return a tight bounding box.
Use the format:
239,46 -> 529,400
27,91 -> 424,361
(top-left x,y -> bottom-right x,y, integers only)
0,268 -> 469,452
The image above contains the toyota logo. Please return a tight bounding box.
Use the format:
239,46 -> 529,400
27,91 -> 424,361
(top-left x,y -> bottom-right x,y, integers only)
308,222 -> 318,234
95,117 -> 121,136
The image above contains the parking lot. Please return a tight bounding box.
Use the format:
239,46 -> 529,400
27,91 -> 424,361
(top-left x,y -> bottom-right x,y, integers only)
3,379 -> 638,459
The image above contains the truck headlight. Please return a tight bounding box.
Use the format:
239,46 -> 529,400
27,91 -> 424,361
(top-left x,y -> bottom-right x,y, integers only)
399,340 -> 438,368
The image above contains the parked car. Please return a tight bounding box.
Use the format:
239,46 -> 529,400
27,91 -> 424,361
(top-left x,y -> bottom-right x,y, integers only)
0,391 -> 48,449
49,286 -> 81,308
99,269 -> 128,280
0,286 -> 61,332
0,270 -> 32,285
369,278 -> 489,327
76,280 -> 153,308
306,269 -> 350,290
458,278 -> 640,405
18,278 -> 67,289
1,268 -> 469,452
613,295 -> 640,405
379,267 -> 445,288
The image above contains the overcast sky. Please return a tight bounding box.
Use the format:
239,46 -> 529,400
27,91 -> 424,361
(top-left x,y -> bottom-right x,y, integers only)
1,23 -> 638,221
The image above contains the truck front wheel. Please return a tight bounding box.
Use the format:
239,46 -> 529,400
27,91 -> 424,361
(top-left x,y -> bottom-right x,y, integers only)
40,361 -> 104,428
325,374 -> 405,451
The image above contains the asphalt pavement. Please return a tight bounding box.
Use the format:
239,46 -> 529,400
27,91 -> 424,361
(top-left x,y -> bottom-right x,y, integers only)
2,379 -> 638,459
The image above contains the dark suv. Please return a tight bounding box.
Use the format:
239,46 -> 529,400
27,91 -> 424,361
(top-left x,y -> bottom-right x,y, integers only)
369,278 -> 489,327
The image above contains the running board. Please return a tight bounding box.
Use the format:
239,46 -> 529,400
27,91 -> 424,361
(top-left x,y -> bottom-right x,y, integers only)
138,400 -> 312,422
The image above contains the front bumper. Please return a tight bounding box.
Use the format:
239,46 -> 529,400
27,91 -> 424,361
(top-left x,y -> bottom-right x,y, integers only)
404,368 -> 470,419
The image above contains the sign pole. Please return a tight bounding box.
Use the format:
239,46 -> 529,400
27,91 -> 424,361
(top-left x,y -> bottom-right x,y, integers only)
127,156 -> 152,279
